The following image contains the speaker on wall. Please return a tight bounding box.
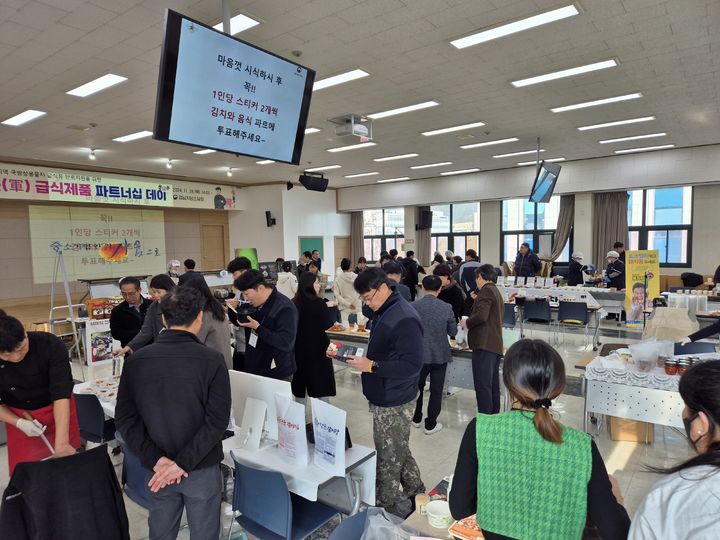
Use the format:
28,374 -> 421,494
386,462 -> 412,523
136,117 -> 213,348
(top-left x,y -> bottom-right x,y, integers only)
265,210 -> 276,227
299,174 -> 329,192
416,209 -> 433,230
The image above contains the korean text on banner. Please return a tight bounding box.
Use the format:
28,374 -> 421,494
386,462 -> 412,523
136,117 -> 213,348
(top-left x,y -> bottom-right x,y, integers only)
311,398 -> 346,476
625,250 -> 660,328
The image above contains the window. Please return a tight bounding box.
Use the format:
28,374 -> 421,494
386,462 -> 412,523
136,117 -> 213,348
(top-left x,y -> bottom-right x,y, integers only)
430,203 -> 480,260
501,196 -> 570,264
362,208 -> 405,261
627,187 -> 692,266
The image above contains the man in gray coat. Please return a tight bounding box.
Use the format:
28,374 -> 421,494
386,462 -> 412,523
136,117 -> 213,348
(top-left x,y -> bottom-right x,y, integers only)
411,275 -> 458,434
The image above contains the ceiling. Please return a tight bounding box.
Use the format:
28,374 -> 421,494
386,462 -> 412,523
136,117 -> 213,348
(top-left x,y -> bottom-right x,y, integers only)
0,0 -> 718,189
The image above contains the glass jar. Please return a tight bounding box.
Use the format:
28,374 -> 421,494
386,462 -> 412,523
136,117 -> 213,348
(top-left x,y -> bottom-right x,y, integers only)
664,359 -> 678,376
677,359 -> 690,376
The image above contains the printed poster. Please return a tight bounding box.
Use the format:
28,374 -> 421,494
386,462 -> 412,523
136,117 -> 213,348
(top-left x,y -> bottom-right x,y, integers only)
311,398 -> 346,476
625,250 -> 660,328
274,394 -> 308,466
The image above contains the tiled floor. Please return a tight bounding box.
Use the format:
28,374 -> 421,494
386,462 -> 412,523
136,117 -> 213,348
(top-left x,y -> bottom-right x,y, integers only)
0,324 -> 694,539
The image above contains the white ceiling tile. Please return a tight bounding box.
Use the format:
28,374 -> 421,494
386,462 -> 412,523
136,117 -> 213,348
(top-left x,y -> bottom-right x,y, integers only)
59,3 -> 117,30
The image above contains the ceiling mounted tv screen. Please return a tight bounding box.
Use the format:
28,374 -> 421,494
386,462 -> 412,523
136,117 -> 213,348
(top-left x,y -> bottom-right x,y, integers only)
529,160 -> 561,203
154,10 -> 315,165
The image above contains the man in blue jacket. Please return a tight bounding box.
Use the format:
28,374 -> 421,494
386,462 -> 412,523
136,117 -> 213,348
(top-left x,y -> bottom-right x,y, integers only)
234,269 -> 299,380
346,268 -> 425,518
514,243 -> 542,277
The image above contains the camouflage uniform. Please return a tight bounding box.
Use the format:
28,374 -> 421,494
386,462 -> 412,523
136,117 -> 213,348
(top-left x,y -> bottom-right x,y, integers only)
370,400 -> 425,516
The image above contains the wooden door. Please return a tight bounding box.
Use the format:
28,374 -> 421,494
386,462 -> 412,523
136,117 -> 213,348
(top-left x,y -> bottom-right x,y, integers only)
201,224 -> 226,270
334,236 -> 351,270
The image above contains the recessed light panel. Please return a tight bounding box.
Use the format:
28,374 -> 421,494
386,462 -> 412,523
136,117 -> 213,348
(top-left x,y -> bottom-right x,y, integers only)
367,101 -> 438,120
461,137 -> 519,149
511,59 -> 617,87
313,69 -> 369,91
421,121 -> 485,136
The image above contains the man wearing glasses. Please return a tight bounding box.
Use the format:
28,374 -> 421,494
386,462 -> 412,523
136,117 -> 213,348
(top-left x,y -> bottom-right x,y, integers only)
345,268 -> 425,518
110,276 -> 153,349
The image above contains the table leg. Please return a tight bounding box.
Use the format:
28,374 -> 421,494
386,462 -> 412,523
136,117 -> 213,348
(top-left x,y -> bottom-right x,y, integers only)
345,473 -> 363,515
591,310 -> 601,351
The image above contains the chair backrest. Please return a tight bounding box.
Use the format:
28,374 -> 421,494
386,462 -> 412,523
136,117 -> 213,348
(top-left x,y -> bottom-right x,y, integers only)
675,341 -> 716,355
328,510 -> 368,540
73,393 -> 106,442
557,301 -> 589,324
551,266 -> 569,278
523,299 -> 551,322
116,431 -> 153,510
503,303 -> 516,328
232,458 -> 292,538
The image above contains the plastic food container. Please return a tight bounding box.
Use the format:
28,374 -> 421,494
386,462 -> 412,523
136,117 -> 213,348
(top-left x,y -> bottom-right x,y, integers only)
636,358 -> 654,373
426,500 -> 453,529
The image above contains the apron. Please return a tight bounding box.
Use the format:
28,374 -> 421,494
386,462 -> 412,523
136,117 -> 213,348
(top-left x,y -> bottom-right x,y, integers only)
5,394 -> 81,475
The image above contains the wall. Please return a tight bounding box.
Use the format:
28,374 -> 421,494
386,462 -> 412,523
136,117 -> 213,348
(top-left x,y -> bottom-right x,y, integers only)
688,184 -> 720,277
573,193 -> 594,260
480,201 -> 501,265
228,185 -> 285,261
336,145 -> 720,211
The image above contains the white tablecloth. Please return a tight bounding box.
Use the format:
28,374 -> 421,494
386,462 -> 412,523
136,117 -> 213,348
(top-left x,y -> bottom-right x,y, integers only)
498,286 -> 600,307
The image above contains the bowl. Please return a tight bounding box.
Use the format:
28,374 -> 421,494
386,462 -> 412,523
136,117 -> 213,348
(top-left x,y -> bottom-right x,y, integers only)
426,500 -> 453,529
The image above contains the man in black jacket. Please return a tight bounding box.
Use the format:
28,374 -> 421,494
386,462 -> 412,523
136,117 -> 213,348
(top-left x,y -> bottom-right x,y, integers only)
401,250 -> 422,300
177,258 -> 202,285
344,268 -> 425,518
514,243 -> 542,278
234,269 -> 299,380
115,287 -> 231,540
109,276 -> 153,347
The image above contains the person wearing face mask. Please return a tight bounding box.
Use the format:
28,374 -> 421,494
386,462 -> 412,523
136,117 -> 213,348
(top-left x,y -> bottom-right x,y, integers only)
630,360 -> 720,539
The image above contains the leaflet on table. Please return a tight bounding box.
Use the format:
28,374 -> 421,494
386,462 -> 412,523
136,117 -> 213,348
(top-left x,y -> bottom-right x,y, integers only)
238,396 -> 266,451
311,398 -> 346,476
275,394 -> 308,465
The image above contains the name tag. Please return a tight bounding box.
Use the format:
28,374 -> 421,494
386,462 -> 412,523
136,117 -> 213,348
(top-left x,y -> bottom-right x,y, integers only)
249,331 -> 258,348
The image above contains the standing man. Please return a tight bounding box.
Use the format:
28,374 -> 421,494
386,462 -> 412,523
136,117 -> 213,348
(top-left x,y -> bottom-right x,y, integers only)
213,187 -> 226,209
343,268 -> 425,518
234,269 -> 299,380
614,242 -> 626,263
115,287 -> 231,540
401,250 -> 422,301
297,251 -> 312,277
110,276 -> 153,348
226,257 -> 253,371
461,265 -> 504,414
311,249 -> 322,272
412,276 -> 457,435
382,262 -> 412,302
514,243 -> 541,278
178,259 -> 201,285
0,312 -> 80,474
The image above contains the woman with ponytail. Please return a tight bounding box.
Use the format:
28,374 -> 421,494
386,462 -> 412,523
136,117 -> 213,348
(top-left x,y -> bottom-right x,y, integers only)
449,339 -> 630,540
630,360 -> 720,539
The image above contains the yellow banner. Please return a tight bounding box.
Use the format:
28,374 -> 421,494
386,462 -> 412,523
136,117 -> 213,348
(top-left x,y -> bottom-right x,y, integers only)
625,250 -> 660,327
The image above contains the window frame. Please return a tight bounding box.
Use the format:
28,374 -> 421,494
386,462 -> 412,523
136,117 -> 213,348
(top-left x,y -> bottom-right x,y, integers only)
362,208 -> 405,262
430,203 -> 480,260
628,188 -> 693,268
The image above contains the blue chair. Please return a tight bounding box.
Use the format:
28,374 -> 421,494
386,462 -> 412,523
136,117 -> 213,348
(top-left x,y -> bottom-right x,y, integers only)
115,431 -> 153,509
328,510 -> 368,540
523,299 -> 552,339
556,301 -> 590,348
674,341 -> 716,355
229,457 -> 339,540
503,303 -> 516,328
74,393 -> 116,444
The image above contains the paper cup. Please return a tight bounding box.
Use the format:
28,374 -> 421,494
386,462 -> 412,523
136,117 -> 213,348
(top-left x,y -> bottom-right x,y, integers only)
426,500 -> 453,529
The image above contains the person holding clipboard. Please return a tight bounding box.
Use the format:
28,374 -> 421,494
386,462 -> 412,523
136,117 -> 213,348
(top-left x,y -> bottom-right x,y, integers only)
0,311 -> 80,474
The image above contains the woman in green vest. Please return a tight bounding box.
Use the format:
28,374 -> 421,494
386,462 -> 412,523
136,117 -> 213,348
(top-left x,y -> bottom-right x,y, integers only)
449,339 -> 630,540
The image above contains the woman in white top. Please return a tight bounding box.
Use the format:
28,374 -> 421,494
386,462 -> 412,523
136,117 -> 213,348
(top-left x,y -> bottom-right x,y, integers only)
630,360 -> 720,539
275,261 -> 298,299
332,258 -> 366,326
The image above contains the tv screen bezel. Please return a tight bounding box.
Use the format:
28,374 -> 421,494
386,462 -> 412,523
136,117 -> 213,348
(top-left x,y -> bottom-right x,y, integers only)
153,9 -> 316,165
529,160 -> 561,203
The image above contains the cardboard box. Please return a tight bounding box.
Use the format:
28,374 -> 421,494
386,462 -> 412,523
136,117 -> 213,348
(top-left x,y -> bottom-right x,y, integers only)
608,416 -> 654,443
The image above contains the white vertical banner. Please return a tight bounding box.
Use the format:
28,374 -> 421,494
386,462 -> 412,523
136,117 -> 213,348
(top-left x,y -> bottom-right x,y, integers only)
311,398 -> 346,476
274,394 -> 308,466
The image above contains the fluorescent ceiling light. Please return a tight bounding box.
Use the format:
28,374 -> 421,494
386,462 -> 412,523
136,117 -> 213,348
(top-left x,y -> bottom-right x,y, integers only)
66,74 -> 127,97
493,149 -> 545,158
440,168 -> 480,176
512,59 -> 617,88
327,142 -> 376,152
599,132 -> 666,144
113,130 -> 153,142
460,137 -> 519,149
313,69 -> 369,91
410,162 -> 453,169
193,149 -> 216,155
256,159 -> 275,164
551,93 -> 642,113
2,109 -> 46,126
517,157 -> 566,166
377,177 -> 410,184
344,172 -> 379,178
373,153 -> 419,162
212,14 -> 260,35
367,101 -> 438,120
450,5 -> 579,49
421,121 -> 485,136
614,144 -> 675,154
578,116 -> 655,131
305,127 -> 321,134
305,165 -> 341,172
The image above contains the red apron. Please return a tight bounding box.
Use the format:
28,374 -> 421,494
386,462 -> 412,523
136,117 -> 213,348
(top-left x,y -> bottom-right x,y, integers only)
5,395 -> 81,475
